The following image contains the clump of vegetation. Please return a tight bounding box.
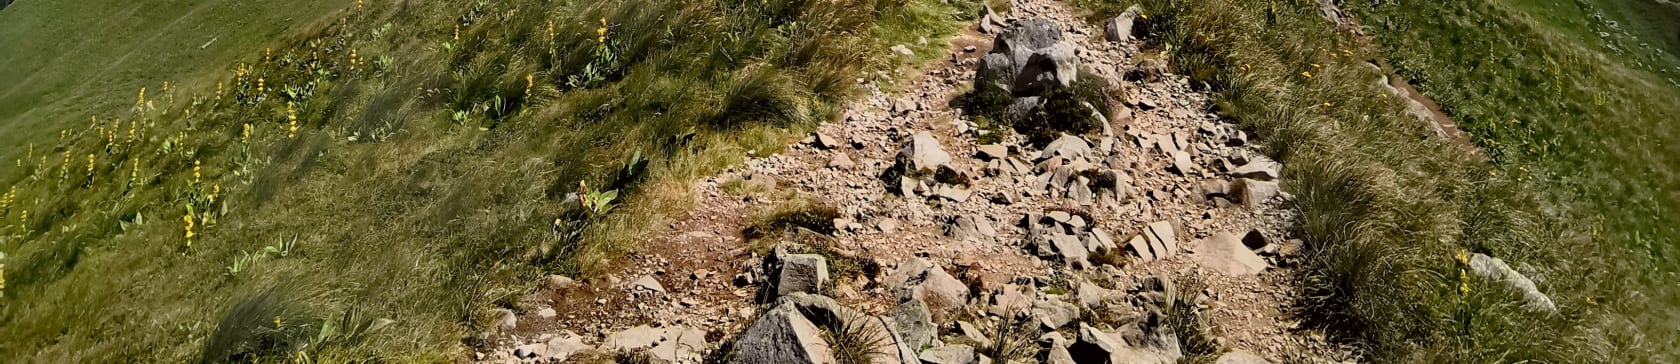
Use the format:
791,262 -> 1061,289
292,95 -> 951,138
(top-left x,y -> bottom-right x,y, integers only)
954,71 -> 1114,146
822,311 -> 893,364
979,312 -> 1042,362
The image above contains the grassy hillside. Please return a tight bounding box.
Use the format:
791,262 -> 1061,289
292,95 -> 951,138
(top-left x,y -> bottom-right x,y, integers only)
1350,0 -> 1680,354
1067,0 -> 1677,361
0,0 -> 973,361
0,0 -> 356,169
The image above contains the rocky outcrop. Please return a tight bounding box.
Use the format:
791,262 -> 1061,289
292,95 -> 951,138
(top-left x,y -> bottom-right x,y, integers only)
979,18 -> 1080,97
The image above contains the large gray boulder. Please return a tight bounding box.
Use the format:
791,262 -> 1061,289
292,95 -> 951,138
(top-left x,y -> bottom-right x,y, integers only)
978,18 -> 1080,97
734,304 -> 836,364
1468,253 -> 1558,313
774,254 -> 831,297
1103,6 -> 1144,42
1017,43 -> 1080,96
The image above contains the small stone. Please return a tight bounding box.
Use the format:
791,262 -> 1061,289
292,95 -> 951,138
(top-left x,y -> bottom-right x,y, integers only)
544,275 -> 578,290
957,321 -> 993,349
879,219 -> 900,234
977,144 -> 1009,160
513,343 -> 547,359
815,132 -> 843,149
1215,350 -> 1273,364
920,344 -> 977,364
1032,298 -> 1080,330
828,152 -> 856,170
632,275 -> 665,293
1230,155 -> 1283,181
495,309 -> 518,331
1128,234 -> 1155,261
774,254 -> 831,297
892,44 -> 915,56
1191,231 -> 1269,276
536,307 -> 557,319
1144,220 -> 1178,258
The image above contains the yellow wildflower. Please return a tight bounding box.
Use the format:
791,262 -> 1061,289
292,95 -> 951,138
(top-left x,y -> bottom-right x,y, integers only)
287,102 -> 299,139
1311,63 -> 1321,69
136,87 -> 146,107
86,154 -> 95,175
597,18 -> 608,43
183,213 -> 195,240
242,123 -> 252,143
525,73 -> 534,100
131,158 -> 139,184
357,0 -> 363,10
547,21 -> 555,41
1301,71 -> 1313,79
257,78 -> 265,95
211,184 -> 221,204
274,316 -> 283,328
454,24 -> 461,41
193,160 -> 201,184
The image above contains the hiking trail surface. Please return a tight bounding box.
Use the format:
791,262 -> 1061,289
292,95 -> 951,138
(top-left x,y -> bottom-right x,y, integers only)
480,1 -> 1364,363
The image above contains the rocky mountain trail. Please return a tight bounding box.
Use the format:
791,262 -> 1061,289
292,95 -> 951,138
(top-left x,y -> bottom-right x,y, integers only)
477,1 -> 1361,363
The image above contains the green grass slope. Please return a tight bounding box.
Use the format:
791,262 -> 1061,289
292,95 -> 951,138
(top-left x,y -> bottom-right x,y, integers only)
1065,0 -> 1675,361
0,0 -> 355,167
0,0 -> 974,361
1351,0 -> 1680,355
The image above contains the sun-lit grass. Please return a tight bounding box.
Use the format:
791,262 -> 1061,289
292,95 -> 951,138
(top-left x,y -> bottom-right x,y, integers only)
1064,0 -> 1676,361
0,0 -> 977,361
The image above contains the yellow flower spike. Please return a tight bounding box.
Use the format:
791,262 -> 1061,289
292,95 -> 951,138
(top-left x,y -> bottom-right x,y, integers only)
547,21 -> 555,41
86,154 -> 95,175
257,78 -> 265,95
525,73 -> 534,99
287,102 -> 299,139
357,0 -> 363,10
454,24 -> 461,41
1459,268 -> 1470,296
193,160 -> 201,184
131,158 -> 139,184
274,316 -> 283,328
183,213 -> 195,240
242,123 -> 252,143
598,18 -> 608,43
136,87 -> 146,107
